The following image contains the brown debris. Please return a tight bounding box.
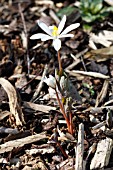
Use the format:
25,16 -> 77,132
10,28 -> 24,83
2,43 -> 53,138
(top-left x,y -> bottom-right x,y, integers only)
0,0 -> 113,169
0,78 -> 25,126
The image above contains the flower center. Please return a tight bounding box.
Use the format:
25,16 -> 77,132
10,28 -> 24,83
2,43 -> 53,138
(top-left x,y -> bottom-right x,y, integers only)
52,26 -> 59,37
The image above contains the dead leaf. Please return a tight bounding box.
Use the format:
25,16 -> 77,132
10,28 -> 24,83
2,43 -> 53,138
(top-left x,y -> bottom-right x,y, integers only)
84,46 -> 113,62
0,19 -> 18,35
89,61 -> 108,75
89,31 -> 113,49
15,74 -> 31,94
0,78 -> 25,126
65,40 -> 80,49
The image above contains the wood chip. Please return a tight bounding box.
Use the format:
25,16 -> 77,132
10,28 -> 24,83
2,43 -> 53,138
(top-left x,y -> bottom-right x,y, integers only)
0,78 -> 25,126
104,0 -> 113,6
75,123 -> 84,170
92,121 -> 106,130
66,70 -> 110,79
90,138 -> 113,169
23,101 -> 56,113
26,145 -> 55,155
0,132 -> 47,154
95,80 -> 109,107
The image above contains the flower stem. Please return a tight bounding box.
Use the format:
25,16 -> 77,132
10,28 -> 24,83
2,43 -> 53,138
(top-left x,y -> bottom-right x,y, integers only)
69,111 -> 73,135
55,89 -> 70,133
57,50 -> 63,75
57,141 -> 68,159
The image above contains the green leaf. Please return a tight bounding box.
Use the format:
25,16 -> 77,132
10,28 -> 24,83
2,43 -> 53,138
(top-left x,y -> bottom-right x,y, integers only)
83,24 -> 92,32
83,83 -> 90,88
57,6 -> 76,18
82,12 -> 99,22
100,6 -> 113,13
91,3 -> 103,14
82,0 -> 90,9
79,0 -> 113,23
90,89 -> 95,96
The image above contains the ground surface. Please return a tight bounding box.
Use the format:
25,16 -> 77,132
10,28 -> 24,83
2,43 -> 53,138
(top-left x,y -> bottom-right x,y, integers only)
0,0 -> 113,169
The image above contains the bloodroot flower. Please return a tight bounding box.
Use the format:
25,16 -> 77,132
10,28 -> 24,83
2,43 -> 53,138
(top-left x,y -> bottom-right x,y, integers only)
43,75 -> 56,89
30,15 -> 80,51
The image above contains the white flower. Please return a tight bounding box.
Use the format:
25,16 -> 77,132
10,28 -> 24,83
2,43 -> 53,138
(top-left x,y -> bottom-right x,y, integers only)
30,15 -> 80,51
48,87 -> 62,100
43,75 -> 56,89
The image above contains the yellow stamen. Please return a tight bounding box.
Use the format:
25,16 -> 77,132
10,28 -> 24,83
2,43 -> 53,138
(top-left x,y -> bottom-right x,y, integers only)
52,26 -> 58,37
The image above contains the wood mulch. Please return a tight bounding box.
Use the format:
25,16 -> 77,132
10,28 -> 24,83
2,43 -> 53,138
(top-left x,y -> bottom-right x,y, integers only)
0,0 -> 113,169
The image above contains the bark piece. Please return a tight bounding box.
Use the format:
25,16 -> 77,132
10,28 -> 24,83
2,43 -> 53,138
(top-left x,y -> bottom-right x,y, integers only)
0,132 -> 47,154
66,70 -> 109,79
95,80 -> 109,107
26,145 -> 55,155
75,123 -> 84,170
90,137 -> 113,169
0,78 -> 25,125
23,101 -> 56,113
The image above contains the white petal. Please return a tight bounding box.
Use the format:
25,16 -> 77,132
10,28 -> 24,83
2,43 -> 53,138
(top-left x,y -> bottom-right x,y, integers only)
60,23 -> 80,35
58,15 -> 66,34
30,33 -> 49,40
44,75 -> 56,89
53,39 -> 61,51
58,34 -> 74,38
49,75 -> 56,85
38,20 -> 52,36
48,87 -> 56,98
41,35 -> 53,41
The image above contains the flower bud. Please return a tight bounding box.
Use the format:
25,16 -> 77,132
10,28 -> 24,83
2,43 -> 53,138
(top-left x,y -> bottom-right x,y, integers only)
44,75 -> 56,89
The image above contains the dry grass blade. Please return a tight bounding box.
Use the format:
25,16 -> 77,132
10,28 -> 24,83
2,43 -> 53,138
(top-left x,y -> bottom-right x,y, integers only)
0,78 -> 25,126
